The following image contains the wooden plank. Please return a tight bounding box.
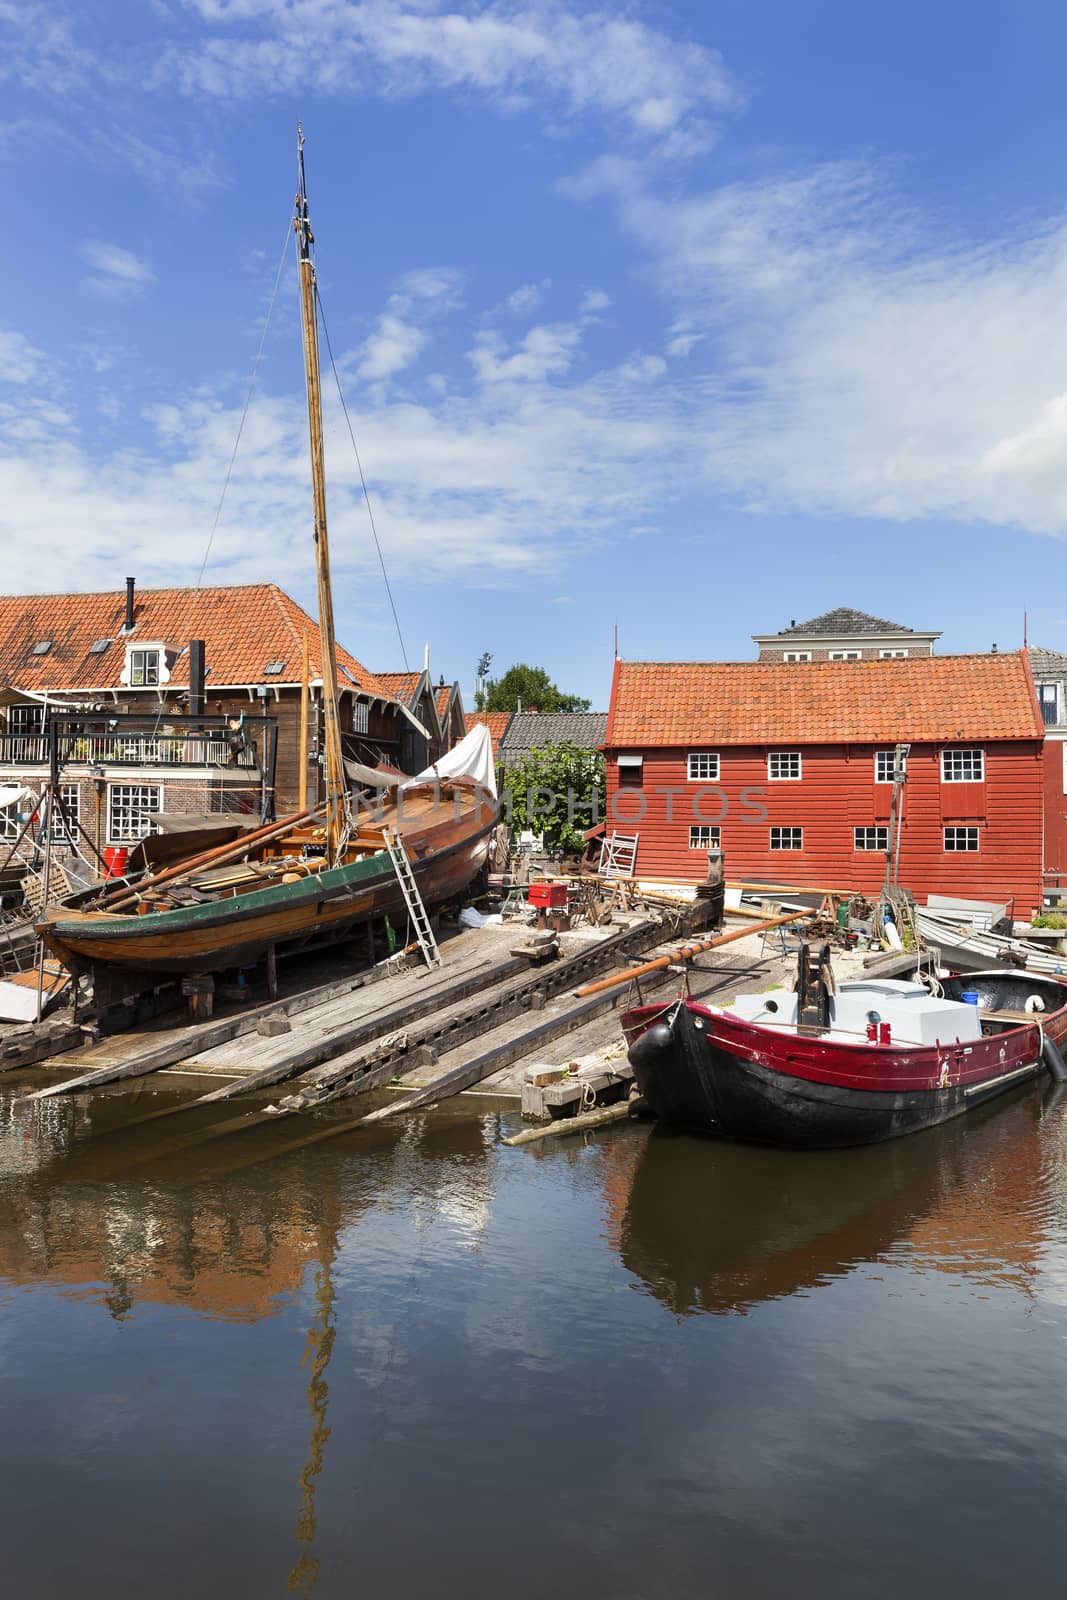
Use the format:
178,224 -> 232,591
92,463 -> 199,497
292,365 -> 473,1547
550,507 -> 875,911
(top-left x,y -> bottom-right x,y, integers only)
503,1102 -> 633,1145
29,965 -> 377,1100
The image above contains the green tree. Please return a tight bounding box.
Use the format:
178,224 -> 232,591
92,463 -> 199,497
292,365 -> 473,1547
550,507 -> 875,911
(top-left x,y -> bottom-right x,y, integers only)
486,663 -> 591,714
502,742 -> 605,854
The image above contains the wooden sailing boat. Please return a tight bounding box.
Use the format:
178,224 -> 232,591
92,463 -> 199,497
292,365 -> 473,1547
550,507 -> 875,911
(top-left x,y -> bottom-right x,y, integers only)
37,132 -> 498,988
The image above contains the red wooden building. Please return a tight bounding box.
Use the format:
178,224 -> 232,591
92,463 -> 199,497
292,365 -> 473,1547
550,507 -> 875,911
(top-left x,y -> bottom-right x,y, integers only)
604,652 -> 1046,912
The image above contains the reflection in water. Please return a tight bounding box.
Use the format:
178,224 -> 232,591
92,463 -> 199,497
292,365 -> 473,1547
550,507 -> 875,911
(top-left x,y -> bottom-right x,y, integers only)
6,1075 -> 1067,1597
616,1091 -> 1062,1317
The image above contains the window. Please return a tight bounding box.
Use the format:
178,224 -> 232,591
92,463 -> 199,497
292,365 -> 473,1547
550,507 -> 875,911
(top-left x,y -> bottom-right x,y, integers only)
1040,683 -> 1059,725
264,660 -> 286,676
50,784 -> 80,845
941,747 -> 984,783
7,704 -> 45,760
879,648 -> 909,659
30,640 -> 52,657
108,784 -> 161,844
828,649 -> 862,661
352,700 -> 369,735
617,754 -> 643,788
687,752 -> 720,781
689,825 -> 721,850
89,638 -> 112,656
768,751 -> 802,780
875,749 -> 907,784
854,826 -> 889,851
770,826 -> 803,850
783,651 -> 811,663
129,649 -> 159,688
944,826 -> 979,852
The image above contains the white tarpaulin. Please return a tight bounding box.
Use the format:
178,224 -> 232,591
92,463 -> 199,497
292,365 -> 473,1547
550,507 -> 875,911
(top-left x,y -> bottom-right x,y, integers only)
402,722 -> 497,797
0,785 -> 37,812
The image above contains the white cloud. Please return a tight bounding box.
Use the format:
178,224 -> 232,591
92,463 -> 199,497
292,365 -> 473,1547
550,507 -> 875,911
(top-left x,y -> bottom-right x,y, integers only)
469,321 -> 583,383
579,287 -> 610,315
80,240 -> 157,300
569,155 -> 1067,535
0,329 -> 46,386
0,318 -> 687,601
356,312 -> 427,381
506,280 -> 550,315
169,2 -> 741,151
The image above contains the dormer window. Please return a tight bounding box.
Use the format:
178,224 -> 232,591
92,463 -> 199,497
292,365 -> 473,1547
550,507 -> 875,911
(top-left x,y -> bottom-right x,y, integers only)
121,640 -> 169,690
130,649 -> 159,687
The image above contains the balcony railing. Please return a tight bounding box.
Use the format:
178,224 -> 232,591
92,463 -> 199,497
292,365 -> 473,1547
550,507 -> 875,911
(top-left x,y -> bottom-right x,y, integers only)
0,713 -> 276,774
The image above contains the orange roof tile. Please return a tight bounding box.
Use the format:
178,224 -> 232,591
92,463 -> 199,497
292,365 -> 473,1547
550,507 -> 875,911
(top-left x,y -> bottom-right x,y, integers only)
375,670 -> 424,705
0,583 -> 392,699
435,684 -> 453,718
468,711 -> 511,759
607,653 -> 1044,746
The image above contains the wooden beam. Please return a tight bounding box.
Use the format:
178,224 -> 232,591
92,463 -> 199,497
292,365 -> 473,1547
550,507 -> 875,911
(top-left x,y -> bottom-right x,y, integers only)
573,910 -> 809,998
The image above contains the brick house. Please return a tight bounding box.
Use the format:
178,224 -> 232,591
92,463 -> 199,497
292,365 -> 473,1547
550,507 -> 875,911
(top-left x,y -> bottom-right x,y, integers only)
604,652 -> 1045,911
753,607 -> 940,663
0,579 -> 406,863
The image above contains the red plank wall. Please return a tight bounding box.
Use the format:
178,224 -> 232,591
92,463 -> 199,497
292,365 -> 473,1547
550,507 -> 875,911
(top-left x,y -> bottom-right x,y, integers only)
1042,735 -> 1067,890
604,741 -> 1045,912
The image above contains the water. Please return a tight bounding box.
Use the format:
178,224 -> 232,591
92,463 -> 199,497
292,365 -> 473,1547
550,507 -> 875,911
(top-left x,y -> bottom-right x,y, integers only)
4,1076 -> 1067,1597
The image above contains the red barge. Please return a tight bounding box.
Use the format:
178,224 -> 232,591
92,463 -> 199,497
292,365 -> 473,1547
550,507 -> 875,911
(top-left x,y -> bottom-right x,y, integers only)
623,952 -> 1067,1149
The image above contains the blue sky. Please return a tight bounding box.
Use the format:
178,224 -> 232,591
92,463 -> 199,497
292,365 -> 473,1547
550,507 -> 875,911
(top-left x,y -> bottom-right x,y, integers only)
5,2 -> 1067,707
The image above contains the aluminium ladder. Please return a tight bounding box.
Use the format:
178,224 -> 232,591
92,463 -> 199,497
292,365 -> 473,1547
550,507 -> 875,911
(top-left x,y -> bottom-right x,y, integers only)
383,830 -> 441,968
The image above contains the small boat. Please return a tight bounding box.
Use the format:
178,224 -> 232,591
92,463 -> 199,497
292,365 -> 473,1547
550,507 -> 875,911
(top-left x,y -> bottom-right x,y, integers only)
623,948 -> 1067,1149
36,132 -> 497,990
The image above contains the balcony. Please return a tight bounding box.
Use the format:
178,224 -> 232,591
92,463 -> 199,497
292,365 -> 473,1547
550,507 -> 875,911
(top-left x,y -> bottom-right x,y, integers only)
0,713 -> 275,773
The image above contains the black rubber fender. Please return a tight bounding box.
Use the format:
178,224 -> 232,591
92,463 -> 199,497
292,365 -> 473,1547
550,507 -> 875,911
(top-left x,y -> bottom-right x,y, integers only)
627,1022 -> 674,1073
1042,1034 -> 1067,1084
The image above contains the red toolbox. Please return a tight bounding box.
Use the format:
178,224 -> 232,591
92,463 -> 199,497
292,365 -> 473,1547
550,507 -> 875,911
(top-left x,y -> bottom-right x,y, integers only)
527,880 -> 568,910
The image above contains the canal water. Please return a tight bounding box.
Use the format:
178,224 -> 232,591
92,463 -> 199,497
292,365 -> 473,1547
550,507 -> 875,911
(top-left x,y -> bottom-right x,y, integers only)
3,1078 -> 1067,1598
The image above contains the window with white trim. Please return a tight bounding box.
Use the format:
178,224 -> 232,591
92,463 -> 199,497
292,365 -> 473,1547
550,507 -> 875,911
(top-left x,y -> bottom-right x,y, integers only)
689,825 -> 720,850
879,648 -> 909,658
617,754 -> 643,788
770,826 -> 803,850
351,700 -> 369,735
875,749 -> 907,784
944,826 -> 979,852
107,783 -> 161,844
941,747 -> 984,783
687,751 -> 720,781
829,650 -> 862,660
50,784 -> 80,845
854,826 -> 889,851
0,803 -> 26,840
768,751 -> 801,780
129,648 -> 160,688
783,651 -> 811,663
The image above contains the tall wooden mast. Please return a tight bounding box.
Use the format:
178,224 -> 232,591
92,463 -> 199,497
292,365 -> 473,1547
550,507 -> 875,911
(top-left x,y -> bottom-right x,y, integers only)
295,126 -> 346,863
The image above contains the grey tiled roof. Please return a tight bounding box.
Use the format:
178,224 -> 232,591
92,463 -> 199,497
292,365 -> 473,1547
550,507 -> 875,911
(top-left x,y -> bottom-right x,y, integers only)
770,607 -> 922,638
499,712 -> 608,760
1029,646 -> 1067,675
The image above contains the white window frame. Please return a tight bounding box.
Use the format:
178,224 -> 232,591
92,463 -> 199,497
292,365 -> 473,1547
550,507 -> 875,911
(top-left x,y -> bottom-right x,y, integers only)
128,647 -> 160,688
783,651 -> 811,663
686,752 -> 720,782
829,649 -> 862,661
351,700 -> 369,735
50,783 -> 80,845
854,826 -> 889,852
875,749 -> 907,784
941,747 -> 984,784
879,648 -> 909,659
770,826 -> 803,850
689,825 -> 721,850
944,826 -> 979,853
107,783 -> 162,845
768,751 -> 802,781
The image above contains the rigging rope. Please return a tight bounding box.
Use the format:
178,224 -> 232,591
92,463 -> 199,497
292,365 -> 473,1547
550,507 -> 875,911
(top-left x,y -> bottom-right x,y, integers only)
315,287 -> 410,672
193,216 -> 293,593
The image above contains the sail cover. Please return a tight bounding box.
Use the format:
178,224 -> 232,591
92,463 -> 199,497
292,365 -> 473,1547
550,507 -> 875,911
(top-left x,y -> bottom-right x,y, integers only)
402,722 -> 497,797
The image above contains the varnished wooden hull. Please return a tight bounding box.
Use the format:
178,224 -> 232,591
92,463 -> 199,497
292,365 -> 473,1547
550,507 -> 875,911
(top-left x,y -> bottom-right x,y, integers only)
39,792 -> 497,980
